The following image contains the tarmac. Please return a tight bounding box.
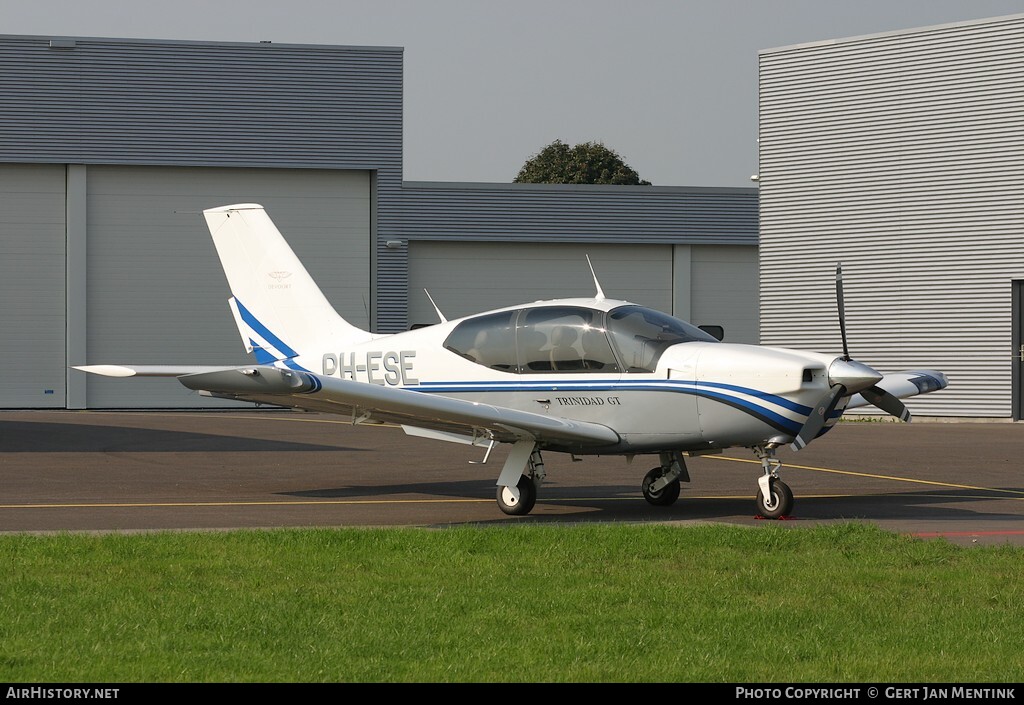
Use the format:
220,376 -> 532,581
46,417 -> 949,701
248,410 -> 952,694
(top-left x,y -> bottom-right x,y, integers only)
1,409 -> 1022,546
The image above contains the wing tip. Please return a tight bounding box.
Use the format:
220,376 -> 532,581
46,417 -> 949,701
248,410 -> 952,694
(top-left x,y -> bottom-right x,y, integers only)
73,365 -> 137,378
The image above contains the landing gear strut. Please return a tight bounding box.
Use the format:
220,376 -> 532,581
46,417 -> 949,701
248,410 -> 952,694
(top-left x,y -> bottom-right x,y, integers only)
641,451 -> 689,506
752,444 -> 794,519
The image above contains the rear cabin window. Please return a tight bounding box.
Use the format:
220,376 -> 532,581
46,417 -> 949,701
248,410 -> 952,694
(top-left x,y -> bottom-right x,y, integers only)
442,310 -> 517,372
607,305 -> 718,373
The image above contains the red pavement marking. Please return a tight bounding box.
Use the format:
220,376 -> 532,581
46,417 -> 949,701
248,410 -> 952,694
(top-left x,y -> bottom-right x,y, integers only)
912,530 -> 1024,538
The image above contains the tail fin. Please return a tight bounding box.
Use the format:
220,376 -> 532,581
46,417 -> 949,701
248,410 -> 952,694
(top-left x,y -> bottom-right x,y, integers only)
203,204 -> 374,362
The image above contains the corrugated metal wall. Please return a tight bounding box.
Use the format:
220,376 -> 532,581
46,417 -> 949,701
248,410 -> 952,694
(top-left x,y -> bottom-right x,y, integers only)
0,35 -> 402,168
759,14 -> 1024,417
398,182 -> 758,245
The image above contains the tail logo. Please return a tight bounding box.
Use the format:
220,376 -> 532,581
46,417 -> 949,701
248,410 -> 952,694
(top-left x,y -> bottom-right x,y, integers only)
267,271 -> 293,289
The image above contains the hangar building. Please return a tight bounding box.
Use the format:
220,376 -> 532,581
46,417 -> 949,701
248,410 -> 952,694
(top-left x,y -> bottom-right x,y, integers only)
758,13 -> 1024,419
0,35 -> 758,409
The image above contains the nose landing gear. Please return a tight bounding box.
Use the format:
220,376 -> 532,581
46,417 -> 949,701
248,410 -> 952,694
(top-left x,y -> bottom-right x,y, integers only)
752,444 -> 794,519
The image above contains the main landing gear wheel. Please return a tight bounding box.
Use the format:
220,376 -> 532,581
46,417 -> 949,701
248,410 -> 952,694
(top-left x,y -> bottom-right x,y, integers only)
755,478 -> 794,519
497,474 -> 537,516
642,467 -> 681,506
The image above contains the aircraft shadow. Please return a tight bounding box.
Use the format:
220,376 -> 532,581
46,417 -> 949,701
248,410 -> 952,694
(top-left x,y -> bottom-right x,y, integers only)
779,488 -> 1024,523
0,421 -> 362,453
284,482 -> 1024,528
283,478 -> 507,499
535,487 -> 1024,526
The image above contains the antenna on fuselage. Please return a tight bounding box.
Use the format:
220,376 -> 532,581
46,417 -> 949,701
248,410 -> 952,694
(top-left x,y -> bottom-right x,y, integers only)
585,255 -> 606,302
424,289 -> 448,323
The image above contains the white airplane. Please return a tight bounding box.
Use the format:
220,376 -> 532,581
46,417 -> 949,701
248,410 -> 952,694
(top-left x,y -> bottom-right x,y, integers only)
78,204 -> 948,518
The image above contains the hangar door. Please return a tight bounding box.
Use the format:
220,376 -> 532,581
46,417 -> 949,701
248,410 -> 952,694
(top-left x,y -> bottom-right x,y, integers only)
407,242 -> 673,327
690,245 -> 759,344
85,166 -> 370,408
0,165 -> 67,408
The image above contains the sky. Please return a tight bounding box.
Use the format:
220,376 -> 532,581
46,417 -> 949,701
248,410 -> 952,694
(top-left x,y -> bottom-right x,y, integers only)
4,1 -> 1024,187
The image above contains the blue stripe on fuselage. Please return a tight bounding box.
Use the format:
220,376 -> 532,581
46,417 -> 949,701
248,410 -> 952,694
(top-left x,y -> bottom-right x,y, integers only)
414,378 -> 814,415
409,377 -> 838,434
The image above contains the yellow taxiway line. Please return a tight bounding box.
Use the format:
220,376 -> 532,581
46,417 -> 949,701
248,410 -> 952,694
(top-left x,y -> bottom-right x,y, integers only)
704,455 -> 1024,497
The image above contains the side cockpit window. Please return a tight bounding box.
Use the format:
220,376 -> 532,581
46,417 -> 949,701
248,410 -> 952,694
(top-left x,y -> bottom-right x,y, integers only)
443,306 -> 620,374
443,311 -> 517,372
517,307 -> 619,374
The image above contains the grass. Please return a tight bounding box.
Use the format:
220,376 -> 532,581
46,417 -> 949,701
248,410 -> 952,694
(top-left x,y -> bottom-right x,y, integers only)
0,523 -> 1021,682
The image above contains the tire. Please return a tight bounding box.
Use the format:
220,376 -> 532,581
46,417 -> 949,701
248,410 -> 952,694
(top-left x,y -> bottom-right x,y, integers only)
497,474 -> 537,516
755,478 -> 794,519
642,467 -> 681,506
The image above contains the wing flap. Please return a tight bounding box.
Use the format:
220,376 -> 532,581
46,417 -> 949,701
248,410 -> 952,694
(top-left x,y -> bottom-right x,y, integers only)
178,367 -> 620,447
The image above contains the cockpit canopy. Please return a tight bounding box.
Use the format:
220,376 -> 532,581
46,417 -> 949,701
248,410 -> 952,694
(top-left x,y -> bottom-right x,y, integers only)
443,304 -> 718,374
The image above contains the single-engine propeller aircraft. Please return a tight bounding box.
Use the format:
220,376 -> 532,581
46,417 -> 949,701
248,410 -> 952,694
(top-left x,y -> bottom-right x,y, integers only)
78,204 -> 948,518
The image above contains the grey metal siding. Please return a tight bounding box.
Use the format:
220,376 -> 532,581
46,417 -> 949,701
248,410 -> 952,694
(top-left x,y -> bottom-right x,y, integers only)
84,166 -> 370,408
0,164 -> 66,407
399,182 -> 758,245
0,36 -> 402,169
759,14 -> 1024,417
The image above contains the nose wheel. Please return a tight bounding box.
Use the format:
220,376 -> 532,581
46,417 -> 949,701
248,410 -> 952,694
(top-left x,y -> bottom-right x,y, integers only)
753,445 -> 794,519
755,476 -> 793,519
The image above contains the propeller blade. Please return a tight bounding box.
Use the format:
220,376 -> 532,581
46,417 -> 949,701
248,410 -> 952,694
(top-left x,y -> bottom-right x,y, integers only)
791,384 -> 846,451
836,263 -> 850,361
861,385 -> 912,422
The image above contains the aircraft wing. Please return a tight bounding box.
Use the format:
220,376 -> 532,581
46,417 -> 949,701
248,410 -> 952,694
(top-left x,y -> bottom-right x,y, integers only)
845,369 -> 948,410
81,365 -> 620,448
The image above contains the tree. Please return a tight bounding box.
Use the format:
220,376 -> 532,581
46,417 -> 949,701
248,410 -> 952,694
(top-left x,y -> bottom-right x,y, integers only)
514,140 -> 652,185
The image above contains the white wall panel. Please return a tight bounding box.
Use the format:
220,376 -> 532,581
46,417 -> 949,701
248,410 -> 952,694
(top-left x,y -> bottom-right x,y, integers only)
759,15 -> 1024,417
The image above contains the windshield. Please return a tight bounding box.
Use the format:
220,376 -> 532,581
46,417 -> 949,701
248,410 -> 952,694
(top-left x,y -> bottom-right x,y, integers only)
607,305 -> 718,373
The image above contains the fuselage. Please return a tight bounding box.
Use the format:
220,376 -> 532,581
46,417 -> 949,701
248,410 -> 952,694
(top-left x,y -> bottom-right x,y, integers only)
292,298 -> 845,454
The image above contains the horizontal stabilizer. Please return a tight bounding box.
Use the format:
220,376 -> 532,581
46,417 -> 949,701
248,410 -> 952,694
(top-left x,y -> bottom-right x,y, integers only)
846,370 -> 948,410
74,365 -> 234,378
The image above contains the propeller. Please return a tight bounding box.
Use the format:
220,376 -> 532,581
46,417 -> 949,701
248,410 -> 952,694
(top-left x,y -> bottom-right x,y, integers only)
790,263 -> 911,451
